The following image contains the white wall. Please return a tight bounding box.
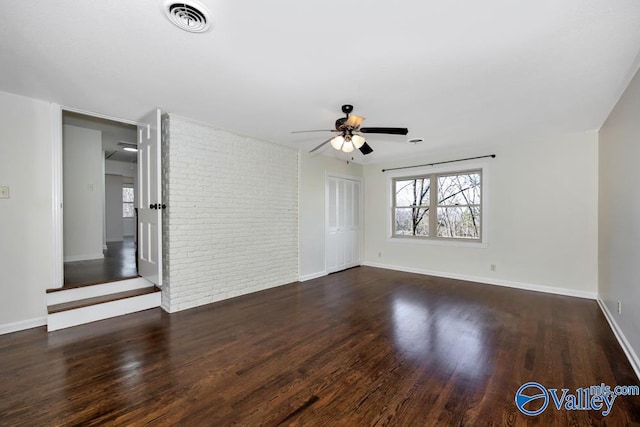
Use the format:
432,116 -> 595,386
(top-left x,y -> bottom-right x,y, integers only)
0,91 -> 53,331
162,115 -> 299,312
105,159 -> 137,237
299,153 -> 363,279
105,174 -> 124,242
63,125 -> 104,261
123,215 -> 135,237
363,131 -> 599,298
599,65 -> 640,373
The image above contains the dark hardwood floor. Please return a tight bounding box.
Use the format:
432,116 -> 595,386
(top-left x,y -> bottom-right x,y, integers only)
1,267 -> 638,426
63,236 -> 137,287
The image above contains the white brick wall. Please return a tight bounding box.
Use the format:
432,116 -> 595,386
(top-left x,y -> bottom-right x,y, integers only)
161,114 -> 299,312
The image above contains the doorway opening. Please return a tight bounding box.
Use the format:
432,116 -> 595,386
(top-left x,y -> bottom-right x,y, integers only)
62,111 -> 139,287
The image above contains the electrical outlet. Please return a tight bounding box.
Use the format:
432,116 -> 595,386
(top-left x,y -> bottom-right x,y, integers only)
87,184 -> 94,192
0,186 -> 9,199
490,264 -> 496,272
378,252 -> 382,258
617,301 -> 622,314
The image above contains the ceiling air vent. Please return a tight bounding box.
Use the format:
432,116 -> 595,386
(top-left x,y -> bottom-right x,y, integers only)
163,1 -> 212,33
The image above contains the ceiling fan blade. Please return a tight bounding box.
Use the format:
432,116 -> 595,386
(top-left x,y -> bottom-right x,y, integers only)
344,115 -> 365,128
359,142 -> 374,155
291,129 -> 338,134
360,127 -> 408,135
309,136 -> 335,153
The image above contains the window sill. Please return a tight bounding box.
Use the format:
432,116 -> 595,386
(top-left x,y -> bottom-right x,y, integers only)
387,236 -> 488,249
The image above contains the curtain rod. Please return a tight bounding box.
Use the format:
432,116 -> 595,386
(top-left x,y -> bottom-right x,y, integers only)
381,154 -> 496,173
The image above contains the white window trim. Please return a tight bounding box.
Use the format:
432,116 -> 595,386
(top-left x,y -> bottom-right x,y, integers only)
386,160 -> 489,248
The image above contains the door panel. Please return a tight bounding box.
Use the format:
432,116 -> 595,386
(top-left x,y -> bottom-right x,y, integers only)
137,109 -> 162,286
326,176 -> 362,274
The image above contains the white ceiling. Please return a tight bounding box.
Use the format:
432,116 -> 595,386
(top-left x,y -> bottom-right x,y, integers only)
1,0 -> 639,164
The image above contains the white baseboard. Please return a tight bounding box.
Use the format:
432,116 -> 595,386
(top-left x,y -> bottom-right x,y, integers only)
64,253 -> 104,262
0,316 -> 47,335
362,262 -> 598,300
597,299 -> 640,381
299,271 -> 327,282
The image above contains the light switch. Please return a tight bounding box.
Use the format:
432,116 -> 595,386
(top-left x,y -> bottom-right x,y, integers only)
0,186 -> 9,199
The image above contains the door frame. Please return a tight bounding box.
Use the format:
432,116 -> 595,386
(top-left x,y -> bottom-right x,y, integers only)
324,172 -> 364,274
50,104 -> 142,289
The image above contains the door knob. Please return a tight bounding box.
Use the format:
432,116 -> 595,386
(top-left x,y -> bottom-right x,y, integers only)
150,203 -> 157,209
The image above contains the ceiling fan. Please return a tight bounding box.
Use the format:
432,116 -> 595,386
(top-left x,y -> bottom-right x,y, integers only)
293,104 -> 409,155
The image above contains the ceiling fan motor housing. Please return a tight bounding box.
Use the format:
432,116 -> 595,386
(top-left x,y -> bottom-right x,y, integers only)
335,117 -> 347,130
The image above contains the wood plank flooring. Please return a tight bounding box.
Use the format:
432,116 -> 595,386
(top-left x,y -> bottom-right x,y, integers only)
1,267 -> 638,426
63,237 -> 137,287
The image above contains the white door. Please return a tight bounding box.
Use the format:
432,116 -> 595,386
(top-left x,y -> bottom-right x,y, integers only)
137,109 -> 163,286
326,176 -> 361,273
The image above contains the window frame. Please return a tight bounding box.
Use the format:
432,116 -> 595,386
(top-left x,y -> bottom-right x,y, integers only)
389,166 -> 486,246
122,185 -> 135,218
392,174 -> 432,238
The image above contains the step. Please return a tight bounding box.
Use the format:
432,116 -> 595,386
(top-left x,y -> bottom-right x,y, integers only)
47,277 -> 151,306
47,287 -> 161,332
48,287 -> 159,314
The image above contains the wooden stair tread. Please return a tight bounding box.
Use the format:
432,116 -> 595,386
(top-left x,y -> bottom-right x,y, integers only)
47,275 -> 141,293
48,287 -> 160,314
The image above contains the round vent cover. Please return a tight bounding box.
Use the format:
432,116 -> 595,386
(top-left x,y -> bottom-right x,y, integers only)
164,1 -> 212,33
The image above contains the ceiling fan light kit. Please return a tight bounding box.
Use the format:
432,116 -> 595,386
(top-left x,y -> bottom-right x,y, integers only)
294,104 -> 409,155
351,134 -> 366,149
341,140 -> 355,153
330,133 -> 366,153
330,135 -> 345,150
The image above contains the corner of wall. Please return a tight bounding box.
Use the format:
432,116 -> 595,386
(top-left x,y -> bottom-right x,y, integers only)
597,298 -> 640,381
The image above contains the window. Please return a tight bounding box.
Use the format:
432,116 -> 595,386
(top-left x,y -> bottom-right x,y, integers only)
122,186 -> 135,218
392,170 -> 481,240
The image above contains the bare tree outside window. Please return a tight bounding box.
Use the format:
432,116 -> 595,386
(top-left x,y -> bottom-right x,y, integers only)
394,178 -> 430,236
393,170 -> 481,240
123,187 -> 135,218
436,173 -> 481,239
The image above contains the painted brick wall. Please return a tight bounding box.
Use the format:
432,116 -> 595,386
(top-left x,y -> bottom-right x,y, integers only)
161,114 -> 298,312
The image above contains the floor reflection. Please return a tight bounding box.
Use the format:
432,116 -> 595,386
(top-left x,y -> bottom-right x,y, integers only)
435,312 -> 486,378
48,310 -> 172,418
391,295 -> 487,378
63,236 -> 137,286
392,298 -> 432,360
